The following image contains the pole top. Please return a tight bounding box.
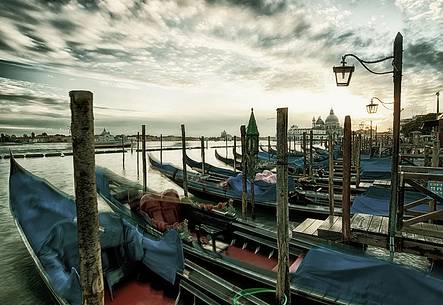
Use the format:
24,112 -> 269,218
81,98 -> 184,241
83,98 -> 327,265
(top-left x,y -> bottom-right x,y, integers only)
69,90 -> 92,99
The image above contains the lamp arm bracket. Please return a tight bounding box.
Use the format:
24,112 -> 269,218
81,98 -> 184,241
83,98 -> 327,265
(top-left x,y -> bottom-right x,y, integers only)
342,54 -> 394,75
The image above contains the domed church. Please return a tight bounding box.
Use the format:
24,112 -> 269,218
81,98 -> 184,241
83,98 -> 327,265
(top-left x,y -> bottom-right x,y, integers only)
311,108 -> 342,138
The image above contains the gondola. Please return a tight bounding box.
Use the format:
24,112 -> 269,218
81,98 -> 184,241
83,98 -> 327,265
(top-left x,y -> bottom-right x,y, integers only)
96,163 -> 443,305
260,145 -> 304,158
149,153 -> 338,217
185,153 -> 236,178
9,157 -> 273,305
214,149 -> 243,171
9,157 -> 183,305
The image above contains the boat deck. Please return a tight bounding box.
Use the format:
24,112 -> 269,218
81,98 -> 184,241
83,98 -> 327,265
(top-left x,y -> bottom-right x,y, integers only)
293,213 -> 443,260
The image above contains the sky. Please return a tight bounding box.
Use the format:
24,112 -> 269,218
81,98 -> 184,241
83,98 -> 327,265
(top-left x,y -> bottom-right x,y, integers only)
0,0 -> 442,136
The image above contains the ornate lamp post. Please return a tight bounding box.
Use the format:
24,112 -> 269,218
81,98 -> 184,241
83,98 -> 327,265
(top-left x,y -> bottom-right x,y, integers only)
333,33 -> 403,257
366,99 -> 378,157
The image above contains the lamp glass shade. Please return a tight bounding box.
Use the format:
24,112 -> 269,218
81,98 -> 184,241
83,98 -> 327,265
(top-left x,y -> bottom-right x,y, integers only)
366,102 -> 378,114
333,65 -> 354,86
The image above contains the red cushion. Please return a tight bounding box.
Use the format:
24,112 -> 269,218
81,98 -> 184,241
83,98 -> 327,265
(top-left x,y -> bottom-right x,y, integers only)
160,190 -> 181,225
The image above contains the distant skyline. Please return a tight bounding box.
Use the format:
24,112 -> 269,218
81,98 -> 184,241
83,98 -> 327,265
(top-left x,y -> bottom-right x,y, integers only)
0,0 -> 442,136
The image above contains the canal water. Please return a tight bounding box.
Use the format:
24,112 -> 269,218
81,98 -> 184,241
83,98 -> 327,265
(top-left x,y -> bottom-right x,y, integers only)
0,141 -> 432,304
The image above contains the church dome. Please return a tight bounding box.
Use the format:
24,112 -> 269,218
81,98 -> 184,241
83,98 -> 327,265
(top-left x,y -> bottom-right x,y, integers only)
325,109 -> 339,124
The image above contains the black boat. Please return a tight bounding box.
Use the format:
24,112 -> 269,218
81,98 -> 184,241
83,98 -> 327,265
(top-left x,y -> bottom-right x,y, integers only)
96,164 -> 443,305
149,153 -> 339,217
9,157 -> 183,305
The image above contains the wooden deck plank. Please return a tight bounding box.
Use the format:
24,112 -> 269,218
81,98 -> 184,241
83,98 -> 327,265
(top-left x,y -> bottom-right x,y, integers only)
380,217 -> 389,235
350,213 -> 366,230
304,219 -> 325,236
293,218 -> 316,234
353,214 -> 373,232
317,216 -> 339,232
368,216 -> 383,234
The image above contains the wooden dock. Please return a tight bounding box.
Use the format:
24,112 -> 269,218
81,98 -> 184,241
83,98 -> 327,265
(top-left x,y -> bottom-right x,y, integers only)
293,213 -> 443,260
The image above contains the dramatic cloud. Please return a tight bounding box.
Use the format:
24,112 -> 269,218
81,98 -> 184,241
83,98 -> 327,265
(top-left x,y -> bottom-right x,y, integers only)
0,0 -> 442,135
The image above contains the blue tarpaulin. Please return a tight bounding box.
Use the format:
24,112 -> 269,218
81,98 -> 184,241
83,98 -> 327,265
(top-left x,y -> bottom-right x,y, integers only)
291,247 -> 443,305
10,159 -> 184,305
360,157 -> 392,180
351,185 -> 443,216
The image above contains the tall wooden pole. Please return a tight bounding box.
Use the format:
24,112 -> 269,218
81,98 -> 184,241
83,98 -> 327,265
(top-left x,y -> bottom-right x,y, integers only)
241,125 -> 247,218
233,135 -> 237,174
268,135 -> 271,160
181,124 -> 188,197
130,139 -> 133,154
309,130 -> 313,177
225,135 -> 228,158
136,132 -> 139,178
342,116 -> 352,241
328,133 -> 335,219
356,134 -> 361,187
201,136 -> 205,174
276,107 -> 290,305
160,134 -> 163,165
122,136 -> 125,170
303,132 -> 307,175
69,90 -> 104,305
142,125 -> 147,192
389,32 -> 403,256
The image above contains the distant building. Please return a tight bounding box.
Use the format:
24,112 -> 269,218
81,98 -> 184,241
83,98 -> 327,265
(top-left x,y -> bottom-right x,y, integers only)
289,108 -> 342,141
95,128 -> 115,143
220,130 -> 233,140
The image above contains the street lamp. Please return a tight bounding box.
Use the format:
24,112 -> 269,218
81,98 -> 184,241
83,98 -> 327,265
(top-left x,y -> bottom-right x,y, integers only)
366,99 -> 379,114
333,32 -> 403,257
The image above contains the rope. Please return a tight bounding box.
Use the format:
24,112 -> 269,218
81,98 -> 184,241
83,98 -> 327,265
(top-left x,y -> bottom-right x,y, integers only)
232,288 -> 287,305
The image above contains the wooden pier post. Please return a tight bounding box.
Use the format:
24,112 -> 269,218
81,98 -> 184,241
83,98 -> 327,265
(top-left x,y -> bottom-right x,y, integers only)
142,125 -> 147,192
181,124 -> 188,197
233,136 -> 237,174
136,132 -> 139,178
201,136 -> 205,175
288,136 -> 291,153
342,116 -> 352,241
206,137 -> 209,149
268,135 -> 271,160
303,132 -> 307,175
356,134 -> 361,187
309,130 -> 313,177
130,139 -> 133,154
225,135 -> 228,158
69,90 -> 104,305
160,134 -> 163,165
276,107 -> 290,305
293,136 -> 296,152
328,133 -> 335,219
240,125 -> 247,218
122,136 -> 125,170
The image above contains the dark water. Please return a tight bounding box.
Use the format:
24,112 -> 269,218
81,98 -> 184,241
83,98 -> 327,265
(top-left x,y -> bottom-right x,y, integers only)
0,141 -> 431,304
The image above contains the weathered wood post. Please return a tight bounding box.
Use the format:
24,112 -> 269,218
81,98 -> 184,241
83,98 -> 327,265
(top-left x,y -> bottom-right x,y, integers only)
200,136 -> 205,174
276,107 -> 290,305
181,124 -> 188,197
268,135 -> 271,160
328,133 -> 335,219
136,132 -> 140,178
142,125 -> 147,192
160,134 -> 163,165
69,90 -> 104,305
356,134 -> 361,187
309,130 -> 313,177
130,139 -> 133,154
122,136 -> 125,170
206,137 -> 209,149
233,135 -> 237,174
303,132 -> 307,175
288,136 -> 291,153
342,116 -> 352,241
240,125 -> 247,218
388,33 -> 403,257
225,134 -> 228,158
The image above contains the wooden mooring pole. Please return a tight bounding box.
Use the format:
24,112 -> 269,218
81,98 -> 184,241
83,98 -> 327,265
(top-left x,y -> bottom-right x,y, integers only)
160,134 -> 163,165
136,132 -> 139,178
328,133 -> 335,219
225,135 -> 228,158
309,130 -> 313,177
276,107 -> 290,305
181,124 -> 188,197
201,136 -> 205,174
342,116 -> 352,241
241,125 -> 247,218
69,90 -> 104,305
303,132 -> 307,175
233,136 -> 237,174
122,137 -> 125,169
268,135 -> 271,160
142,125 -> 147,192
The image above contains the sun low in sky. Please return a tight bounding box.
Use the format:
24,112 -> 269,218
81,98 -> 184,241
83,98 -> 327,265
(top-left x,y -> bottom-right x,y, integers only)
0,0 -> 441,136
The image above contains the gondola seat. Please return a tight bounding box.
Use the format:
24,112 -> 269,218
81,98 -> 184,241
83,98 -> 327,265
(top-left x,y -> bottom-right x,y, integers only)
139,190 -> 181,232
